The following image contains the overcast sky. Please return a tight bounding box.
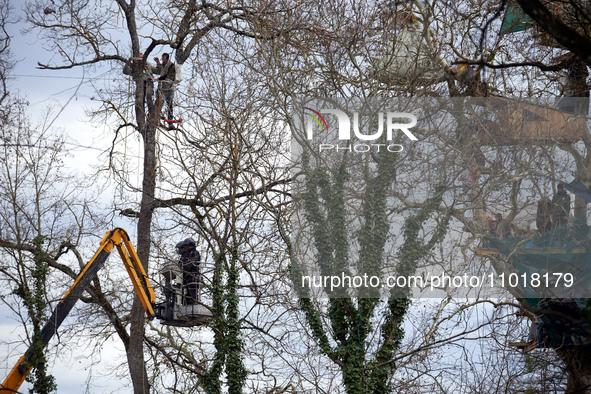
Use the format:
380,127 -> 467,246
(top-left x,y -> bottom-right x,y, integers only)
0,10 -> 145,392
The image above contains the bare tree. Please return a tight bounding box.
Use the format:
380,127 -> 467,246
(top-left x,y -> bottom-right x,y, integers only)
21,1 -> 294,392
4,0 -> 590,392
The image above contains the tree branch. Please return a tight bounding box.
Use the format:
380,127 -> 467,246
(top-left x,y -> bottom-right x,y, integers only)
37,55 -> 126,70
150,178 -> 292,210
517,0 -> 591,64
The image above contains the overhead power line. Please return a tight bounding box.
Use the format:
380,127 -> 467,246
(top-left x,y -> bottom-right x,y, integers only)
13,72 -> 114,81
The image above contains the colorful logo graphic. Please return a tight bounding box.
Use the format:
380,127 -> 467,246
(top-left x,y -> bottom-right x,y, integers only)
303,107 -> 417,143
304,107 -> 329,133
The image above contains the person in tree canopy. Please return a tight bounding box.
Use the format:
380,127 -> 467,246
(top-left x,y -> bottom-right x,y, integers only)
153,52 -> 176,123
551,182 -> 571,228
536,198 -> 553,234
491,213 -> 514,238
122,53 -> 155,114
176,237 -> 201,305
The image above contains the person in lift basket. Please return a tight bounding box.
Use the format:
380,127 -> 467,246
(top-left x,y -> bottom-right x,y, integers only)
176,237 -> 201,305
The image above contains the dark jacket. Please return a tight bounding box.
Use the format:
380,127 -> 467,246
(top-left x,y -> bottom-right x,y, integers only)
551,190 -> 571,217
179,249 -> 200,278
154,61 -> 175,91
536,198 -> 553,232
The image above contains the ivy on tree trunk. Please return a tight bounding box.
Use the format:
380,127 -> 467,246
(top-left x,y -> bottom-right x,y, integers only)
292,147 -> 452,393
13,235 -> 57,394
203,247 -> 247,394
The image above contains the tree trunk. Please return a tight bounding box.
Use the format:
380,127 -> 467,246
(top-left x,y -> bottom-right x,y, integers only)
127,88 -> 158,394
557,347 -> 591,393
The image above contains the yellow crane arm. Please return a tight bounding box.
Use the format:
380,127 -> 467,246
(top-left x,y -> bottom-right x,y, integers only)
1,228 -> 156,393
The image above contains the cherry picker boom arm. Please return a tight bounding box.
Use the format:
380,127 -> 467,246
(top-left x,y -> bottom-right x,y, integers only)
1,228 -> 156,393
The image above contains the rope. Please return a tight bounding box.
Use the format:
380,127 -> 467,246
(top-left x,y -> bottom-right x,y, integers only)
356,306 -> 362,355
122,75 -> 131,195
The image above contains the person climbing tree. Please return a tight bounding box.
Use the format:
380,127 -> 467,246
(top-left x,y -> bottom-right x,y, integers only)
153,52 -> 176,127
122,53 -> 155,115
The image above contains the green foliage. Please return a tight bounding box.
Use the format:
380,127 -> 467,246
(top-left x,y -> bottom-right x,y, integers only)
203,253 -> 226,394
202,247 -> 247,394
226,247 -> 248,394
393,183 -> 452,297
12,235 -> 57,394
295,148 -> 452,393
